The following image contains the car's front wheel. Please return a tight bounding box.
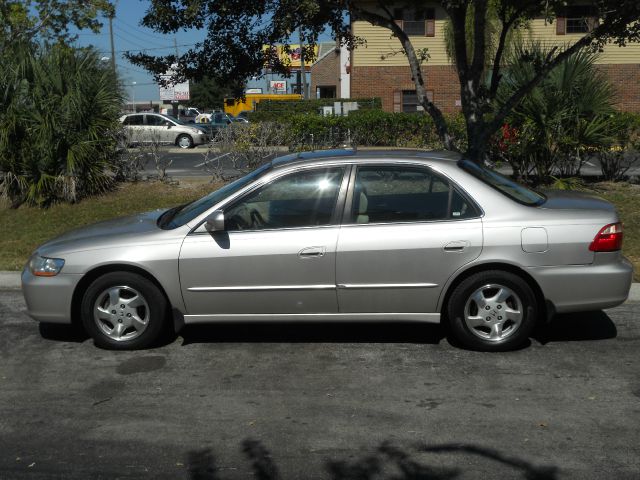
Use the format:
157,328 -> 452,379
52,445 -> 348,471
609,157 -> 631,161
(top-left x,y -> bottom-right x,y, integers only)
176,134 -> 194,149
446,270 -> 538,351
80,272 -> 168,350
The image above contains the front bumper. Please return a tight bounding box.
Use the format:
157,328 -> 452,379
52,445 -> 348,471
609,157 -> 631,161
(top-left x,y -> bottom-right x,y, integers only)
21,269 -> 83,323
527,254 -> 633,313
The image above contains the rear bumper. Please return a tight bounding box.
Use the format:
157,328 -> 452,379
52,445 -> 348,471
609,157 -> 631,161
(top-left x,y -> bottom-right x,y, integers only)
527,254 -> 633,313
21,269 -> 82,324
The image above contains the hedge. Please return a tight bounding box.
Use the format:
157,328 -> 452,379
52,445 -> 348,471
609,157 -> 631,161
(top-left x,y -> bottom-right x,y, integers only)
248,97 -> 382,120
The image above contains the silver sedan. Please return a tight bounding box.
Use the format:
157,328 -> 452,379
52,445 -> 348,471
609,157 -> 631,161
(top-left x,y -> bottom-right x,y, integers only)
22,149 -> 633,351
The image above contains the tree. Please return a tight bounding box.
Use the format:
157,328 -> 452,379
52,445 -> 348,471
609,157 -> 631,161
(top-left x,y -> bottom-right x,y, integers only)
127,1 -> 640,162
0,45 -> 124,207
190,76 -> 235,111
0,0 -> 113,47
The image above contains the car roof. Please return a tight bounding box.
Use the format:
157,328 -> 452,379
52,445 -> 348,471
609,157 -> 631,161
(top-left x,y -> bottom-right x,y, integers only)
270,148 -> 462,169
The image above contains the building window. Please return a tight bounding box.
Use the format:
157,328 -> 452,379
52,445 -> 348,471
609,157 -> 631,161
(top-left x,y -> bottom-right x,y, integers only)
401,90 -> 434,113
317,86 -> 337,98
557,6 -> 598,35
394,8 -> 436,37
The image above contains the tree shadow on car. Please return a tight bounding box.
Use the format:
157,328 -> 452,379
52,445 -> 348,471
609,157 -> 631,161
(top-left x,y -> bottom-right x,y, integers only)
533,310 -> 617,345
179,322 -> 446,346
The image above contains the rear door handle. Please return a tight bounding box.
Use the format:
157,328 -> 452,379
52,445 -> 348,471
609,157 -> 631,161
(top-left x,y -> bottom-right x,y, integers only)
298,246 -> 325,258
444,241 -> 470,252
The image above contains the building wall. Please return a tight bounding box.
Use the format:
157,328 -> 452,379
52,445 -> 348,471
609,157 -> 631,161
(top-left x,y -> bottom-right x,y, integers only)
350,2 -> 640,112
350,65 -> 460,113
310,49 -> 340,96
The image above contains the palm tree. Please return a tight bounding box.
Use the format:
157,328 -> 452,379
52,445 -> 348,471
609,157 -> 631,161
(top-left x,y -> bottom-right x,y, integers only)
0,44 -> 124,207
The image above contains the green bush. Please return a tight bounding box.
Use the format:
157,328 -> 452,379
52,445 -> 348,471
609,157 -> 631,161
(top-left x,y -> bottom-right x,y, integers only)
247,98 -> 382,121
247,109 -> 467,150
0,44 -> 124,207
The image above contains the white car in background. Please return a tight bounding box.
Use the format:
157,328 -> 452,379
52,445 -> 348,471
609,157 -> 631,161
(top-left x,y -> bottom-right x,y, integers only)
120,113 -> 208,149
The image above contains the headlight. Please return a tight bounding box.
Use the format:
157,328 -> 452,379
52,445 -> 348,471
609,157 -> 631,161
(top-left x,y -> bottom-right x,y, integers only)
29,256 -> 65,277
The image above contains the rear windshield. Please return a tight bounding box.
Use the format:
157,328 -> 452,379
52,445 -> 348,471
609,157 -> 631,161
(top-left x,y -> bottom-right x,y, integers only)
459,159 -> 545,206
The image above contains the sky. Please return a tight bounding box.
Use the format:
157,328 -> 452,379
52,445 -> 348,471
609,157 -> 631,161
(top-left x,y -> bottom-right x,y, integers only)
71,0 -> 328,104
71,1 -> 205,103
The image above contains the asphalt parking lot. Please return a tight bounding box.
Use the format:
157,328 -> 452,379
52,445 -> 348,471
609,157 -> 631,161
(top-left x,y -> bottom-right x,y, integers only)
0,290 -> 638,479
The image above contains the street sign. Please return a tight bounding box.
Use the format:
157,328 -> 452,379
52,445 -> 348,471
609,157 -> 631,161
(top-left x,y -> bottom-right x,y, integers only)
159,65 -> 190,101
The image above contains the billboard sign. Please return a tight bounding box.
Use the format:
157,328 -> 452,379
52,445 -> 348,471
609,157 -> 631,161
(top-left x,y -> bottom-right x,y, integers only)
159,65 -> 190,101
262,44 -> 318,68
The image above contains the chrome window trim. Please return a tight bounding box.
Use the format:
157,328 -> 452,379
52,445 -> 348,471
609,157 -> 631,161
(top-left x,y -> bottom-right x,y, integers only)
188,162 -> 351,234
341,162 -> 484,226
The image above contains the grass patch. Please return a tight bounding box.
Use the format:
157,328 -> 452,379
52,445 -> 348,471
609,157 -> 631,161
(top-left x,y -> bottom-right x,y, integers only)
0,179 -> 639,280
591,182 -> 640,281
0,181 -> 214,271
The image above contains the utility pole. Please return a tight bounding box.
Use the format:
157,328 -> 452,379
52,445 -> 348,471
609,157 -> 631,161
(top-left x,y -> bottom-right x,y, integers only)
298,26 -> 308,99
108,12 -> 116,75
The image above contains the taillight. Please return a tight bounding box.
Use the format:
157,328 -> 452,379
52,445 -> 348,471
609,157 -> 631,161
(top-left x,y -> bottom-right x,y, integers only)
589,223 -> 623,252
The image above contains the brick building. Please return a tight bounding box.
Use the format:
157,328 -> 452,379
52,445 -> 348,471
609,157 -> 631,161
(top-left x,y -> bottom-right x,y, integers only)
348,2 -> 640,113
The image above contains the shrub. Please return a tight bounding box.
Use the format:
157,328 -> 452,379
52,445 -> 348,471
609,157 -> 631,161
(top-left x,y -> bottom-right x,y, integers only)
0,44 -> 124,207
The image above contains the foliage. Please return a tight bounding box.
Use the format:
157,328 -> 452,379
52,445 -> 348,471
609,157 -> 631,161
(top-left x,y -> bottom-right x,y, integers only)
190,76 -> 234,110
0,44 -> 124,207
0,0 -> 112,47
243,110 -> 467,150
491,48 -> 616,182
128,0 -> 640,162
248,98 -> 382,120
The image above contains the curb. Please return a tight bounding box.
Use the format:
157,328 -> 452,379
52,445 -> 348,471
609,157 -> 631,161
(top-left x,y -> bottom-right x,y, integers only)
2,270 -> 640,302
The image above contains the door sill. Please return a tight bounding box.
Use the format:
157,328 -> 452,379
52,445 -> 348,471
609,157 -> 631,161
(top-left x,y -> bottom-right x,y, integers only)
183,312 -> 441,324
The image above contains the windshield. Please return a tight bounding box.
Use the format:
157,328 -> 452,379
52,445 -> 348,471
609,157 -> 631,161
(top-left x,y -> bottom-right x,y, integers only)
459,159 -> 545,206
158,163 -> 271,229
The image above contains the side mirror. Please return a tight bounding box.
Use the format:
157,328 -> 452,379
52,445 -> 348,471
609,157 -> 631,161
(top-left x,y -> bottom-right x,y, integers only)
204,210 -> 225,232
165,121 -> 172,128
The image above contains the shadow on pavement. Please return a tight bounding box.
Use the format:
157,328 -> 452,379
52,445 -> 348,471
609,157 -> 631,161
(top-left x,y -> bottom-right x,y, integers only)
179,322 -> 446,346
38,322 -> 89,343
186,439 -> 558,480
534,310 -> 617,345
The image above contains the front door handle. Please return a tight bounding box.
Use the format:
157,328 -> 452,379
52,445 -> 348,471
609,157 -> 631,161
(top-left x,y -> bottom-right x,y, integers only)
444,240 -> 470,252
298,246 -> 325,258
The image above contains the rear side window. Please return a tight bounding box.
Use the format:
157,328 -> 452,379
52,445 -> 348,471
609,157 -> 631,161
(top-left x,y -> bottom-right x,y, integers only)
459,159 -> 545,206
348,165 -> 479,224
123,115 -> 143,126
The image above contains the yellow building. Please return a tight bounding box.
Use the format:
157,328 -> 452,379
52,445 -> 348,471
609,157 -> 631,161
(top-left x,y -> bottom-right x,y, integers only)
350,3 -> 640,113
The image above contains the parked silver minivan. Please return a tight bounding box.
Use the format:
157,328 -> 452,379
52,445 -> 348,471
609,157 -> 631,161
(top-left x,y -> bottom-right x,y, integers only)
120,113 -> 208,149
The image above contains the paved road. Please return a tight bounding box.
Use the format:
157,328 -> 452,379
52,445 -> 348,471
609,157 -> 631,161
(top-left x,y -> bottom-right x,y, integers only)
1,290 -> 639,479
137,149 -> 640,179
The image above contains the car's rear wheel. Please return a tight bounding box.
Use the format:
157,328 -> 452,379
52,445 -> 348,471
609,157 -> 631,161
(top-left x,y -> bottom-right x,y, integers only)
80,272 -> 168,350
446,270 -> 538,351
176,134 -> 194,149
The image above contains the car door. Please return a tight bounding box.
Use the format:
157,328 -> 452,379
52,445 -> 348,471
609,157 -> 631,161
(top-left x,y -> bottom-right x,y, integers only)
144,114 -> 172,144
336,163 -> 483,314
179,165 -> 349,316
122,114 -> 144,144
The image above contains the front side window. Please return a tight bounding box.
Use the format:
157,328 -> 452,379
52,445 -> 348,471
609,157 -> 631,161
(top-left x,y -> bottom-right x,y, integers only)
225,167 -> 345,231
349,165 -> 479,224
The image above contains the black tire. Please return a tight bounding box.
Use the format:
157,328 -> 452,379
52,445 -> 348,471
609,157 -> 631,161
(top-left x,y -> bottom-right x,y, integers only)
446,270 -> 538,351
176,134 -> 194,149
80,271 -> 168,350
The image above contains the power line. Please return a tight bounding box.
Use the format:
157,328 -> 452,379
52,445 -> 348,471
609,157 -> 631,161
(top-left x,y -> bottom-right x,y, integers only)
114,24 -> 169,48
99,43 -> 198,54
115,17 -> 171,41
